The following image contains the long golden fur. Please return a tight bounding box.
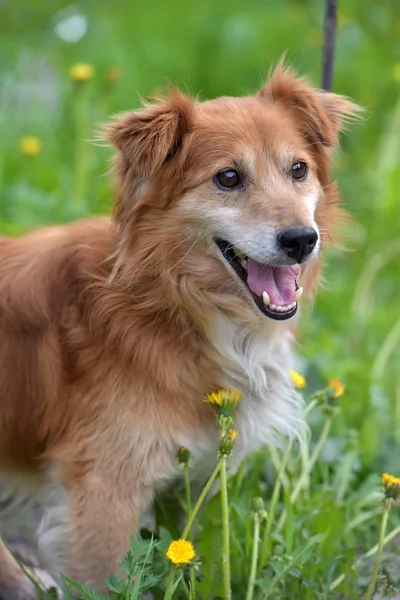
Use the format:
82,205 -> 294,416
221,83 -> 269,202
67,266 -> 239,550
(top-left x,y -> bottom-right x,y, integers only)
0,65 -> 359,596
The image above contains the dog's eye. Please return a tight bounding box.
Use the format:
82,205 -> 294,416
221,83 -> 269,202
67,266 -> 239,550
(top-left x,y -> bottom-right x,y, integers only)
291,162 -> 308,181
215,169 -> 241,189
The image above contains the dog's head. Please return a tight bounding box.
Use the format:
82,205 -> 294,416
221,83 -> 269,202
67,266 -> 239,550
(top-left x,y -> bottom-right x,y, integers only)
105,65 -> 360,325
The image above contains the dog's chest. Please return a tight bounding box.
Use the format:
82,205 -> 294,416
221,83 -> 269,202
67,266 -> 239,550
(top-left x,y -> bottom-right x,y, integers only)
178,315 -> 304,479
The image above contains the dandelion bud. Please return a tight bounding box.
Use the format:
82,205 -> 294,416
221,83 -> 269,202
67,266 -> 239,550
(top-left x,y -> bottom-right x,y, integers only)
252,497 -> 268,523
219,428 -> 238,456
176,446 -> 193,469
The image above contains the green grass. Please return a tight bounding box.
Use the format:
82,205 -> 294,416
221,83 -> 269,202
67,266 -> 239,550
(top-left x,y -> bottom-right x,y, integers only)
1,0 -> 400,597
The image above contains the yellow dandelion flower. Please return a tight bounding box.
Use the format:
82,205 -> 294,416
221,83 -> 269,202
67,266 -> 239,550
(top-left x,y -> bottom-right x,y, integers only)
19,136 -> 42,158
393,63 -> 400,83
289,370 -> 306,389
69,63 -> 95,83
382,472 -> 400,500
328,378 -> 345,398
382,473 -> 400,488
166,539 -> 196,566
205,391 -> 223,406
204,388 -> 242,407
226,428 -> 238,441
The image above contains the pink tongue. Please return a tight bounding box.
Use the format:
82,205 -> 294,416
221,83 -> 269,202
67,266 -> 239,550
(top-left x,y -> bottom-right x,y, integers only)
247,259 -> 300,306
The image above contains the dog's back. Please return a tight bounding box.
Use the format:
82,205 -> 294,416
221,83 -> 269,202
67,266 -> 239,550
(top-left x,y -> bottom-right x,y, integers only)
0,219 -> 111,470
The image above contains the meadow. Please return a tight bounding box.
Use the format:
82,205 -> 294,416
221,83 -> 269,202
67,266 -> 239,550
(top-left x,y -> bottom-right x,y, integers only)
1,0 -> 400,597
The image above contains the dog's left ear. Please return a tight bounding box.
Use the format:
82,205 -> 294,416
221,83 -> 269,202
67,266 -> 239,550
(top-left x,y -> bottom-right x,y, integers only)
258,64 -> 361,152
105,90 -> 193,178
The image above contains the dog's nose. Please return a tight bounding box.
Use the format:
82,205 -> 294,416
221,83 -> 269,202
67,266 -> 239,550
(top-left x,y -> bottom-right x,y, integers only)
278,227 -> 318,262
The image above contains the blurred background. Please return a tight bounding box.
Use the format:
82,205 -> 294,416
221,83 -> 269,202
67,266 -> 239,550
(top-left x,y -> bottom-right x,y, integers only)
0,0 -> 399,476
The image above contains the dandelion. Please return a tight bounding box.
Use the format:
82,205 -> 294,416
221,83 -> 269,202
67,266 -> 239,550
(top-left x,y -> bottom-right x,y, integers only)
382,473 -> 400,500
205,389 -> 242,435
166,539 -> 196,566
328,378 -> 345,398
19,136 -> 42,158
289,370 -> 306,389
365,472 -> 400,599
205,388 -> 242,408
69,62 -> 95,83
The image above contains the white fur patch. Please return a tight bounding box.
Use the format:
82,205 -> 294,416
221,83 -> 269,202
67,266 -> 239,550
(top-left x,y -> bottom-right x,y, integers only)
180,312 -> 306,480
36,484 -> 70,579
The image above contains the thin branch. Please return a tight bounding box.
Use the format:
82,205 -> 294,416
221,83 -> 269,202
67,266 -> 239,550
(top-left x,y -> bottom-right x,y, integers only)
322,0 -> 338,91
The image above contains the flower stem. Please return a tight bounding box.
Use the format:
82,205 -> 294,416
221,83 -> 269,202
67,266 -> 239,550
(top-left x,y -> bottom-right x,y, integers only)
245,517 -> 261,600
259,445 -> 290,571
276,413 -> 335,533
292,414 -> 334,503
220,456 -> 231,600
164,567 -> 176,600
304,397 -> 319,418
329,522 -> 400,592
182,461 -> 221,540
183,465 -> 196,599
365,506 -> 389,600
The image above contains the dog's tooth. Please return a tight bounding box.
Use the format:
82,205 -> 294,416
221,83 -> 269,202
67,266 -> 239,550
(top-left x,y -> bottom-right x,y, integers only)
270,303 -> 276,311
240,258 -> 248,270
294,287 -> 303,301
233,248 -> 245,258
262,291 -> 271,307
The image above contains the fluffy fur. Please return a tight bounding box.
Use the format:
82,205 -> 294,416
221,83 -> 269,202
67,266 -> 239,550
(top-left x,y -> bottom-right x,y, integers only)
0,65 -> 359,595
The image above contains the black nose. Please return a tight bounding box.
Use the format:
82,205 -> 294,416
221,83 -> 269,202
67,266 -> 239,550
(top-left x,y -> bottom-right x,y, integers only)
278,227 -> 318,262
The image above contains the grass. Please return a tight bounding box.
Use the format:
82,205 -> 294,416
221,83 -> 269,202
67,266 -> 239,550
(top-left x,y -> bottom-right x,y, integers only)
1,0 -> 400,597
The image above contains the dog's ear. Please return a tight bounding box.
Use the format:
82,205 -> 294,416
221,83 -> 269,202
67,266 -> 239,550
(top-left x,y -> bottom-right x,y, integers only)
258,63 -> 361,153
105,90 -> 193,178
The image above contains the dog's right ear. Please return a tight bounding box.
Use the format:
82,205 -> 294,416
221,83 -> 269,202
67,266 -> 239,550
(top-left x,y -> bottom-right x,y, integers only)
105,90 -> 193,178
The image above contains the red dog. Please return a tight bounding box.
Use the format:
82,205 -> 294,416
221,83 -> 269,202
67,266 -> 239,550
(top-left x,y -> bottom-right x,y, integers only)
0,65 -> 359,596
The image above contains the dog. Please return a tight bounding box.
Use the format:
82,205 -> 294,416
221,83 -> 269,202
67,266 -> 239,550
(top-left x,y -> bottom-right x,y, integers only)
0,64 -> 359,596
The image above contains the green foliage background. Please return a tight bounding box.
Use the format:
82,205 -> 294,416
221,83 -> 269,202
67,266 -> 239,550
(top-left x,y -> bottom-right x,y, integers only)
1,0 -> 400,597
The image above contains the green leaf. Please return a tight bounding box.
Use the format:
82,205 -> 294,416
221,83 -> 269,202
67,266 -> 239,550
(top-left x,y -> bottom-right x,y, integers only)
62,576 -> 110,600
104,575 -> 125,594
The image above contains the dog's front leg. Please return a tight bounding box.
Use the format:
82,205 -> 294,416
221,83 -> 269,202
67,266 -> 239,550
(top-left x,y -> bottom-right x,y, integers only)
38,471 -> 152,592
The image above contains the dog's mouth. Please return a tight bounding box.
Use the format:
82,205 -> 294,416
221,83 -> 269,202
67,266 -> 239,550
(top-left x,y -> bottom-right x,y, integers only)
215,240 -> 302,321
